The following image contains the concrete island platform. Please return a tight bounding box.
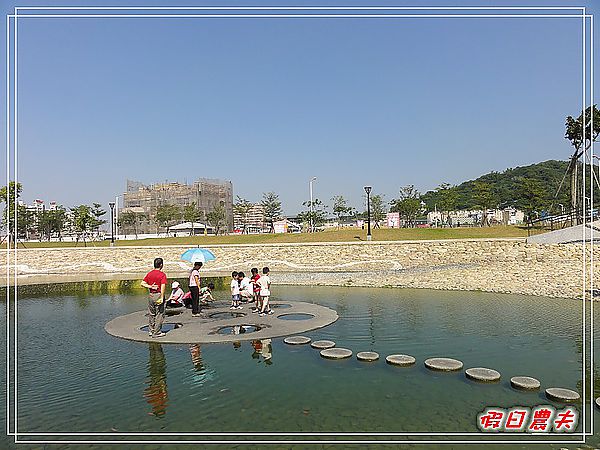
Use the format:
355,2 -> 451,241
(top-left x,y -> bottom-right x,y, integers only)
105,301 -> 338,344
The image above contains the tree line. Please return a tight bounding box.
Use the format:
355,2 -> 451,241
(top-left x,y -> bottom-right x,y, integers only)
0,182 -> 107,244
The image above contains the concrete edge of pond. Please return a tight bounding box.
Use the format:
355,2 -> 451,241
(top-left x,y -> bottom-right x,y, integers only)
105,301 -> 338,344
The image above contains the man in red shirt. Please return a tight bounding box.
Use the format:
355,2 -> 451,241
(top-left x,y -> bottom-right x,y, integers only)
141,257 -> 168,338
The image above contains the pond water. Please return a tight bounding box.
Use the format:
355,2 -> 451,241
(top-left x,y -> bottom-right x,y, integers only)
2,286 -> 599,449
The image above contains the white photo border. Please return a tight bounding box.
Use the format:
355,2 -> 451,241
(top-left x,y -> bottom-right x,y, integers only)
4,5 -> 595,446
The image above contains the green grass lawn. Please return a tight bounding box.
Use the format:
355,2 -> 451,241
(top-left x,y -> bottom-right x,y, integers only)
6,225 -> 540,249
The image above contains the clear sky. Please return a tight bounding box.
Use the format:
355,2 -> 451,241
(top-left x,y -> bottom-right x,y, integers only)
1,1 -> 598,215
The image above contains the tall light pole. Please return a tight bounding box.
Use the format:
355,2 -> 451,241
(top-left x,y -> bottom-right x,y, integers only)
114,195 -> 119,238
364,186 -> 372,241
108,202 -> 115,246
309,177 -> 317,232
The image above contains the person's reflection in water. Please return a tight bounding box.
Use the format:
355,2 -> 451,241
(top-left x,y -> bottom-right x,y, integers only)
143,343 -> 168,418
189,344 -> 204,372
251,339 -> 273,365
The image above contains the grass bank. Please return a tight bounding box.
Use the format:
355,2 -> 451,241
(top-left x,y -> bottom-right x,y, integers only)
7,225 -> 539,249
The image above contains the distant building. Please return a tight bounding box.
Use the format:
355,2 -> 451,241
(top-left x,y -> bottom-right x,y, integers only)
427,208 -> 525,226
168,221 -> 214,236
273,219 -> 301,233
121,178 -> 233,234
19,199 -> 59,213
233,203 -> 266,233
387,212 -> 400,228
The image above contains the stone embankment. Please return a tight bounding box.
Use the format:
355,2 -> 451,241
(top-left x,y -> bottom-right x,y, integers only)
1,239 -> 596,299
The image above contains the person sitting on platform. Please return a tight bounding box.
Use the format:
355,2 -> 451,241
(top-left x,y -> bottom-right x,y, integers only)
199,283 -> 216,305
166,281 -> 185,308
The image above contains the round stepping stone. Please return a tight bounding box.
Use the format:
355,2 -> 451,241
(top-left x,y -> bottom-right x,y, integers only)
357,351 -> 379,362
320,348 -> 353,359
424,357 -> 463,372
465,367 -> 501,382
310,340 -> 336,350
545,388 -> 580,402
284,336 -> 311,345
595,398 -> 600,409
386,354 -> 416,366
510,376 -> 541,390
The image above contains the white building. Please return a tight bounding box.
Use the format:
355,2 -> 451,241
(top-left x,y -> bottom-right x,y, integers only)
273,219 -> 301,233
427,208 -> 525,226
168,221 -> 214,236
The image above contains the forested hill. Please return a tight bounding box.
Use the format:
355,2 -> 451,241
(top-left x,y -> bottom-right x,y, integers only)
420,160 -> 582,212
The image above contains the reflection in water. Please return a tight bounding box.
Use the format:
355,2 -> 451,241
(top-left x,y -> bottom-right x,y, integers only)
143,343 -> 168,418
252,339 -> 273,365
188,343 -> 217,384
189,344 -> 204,372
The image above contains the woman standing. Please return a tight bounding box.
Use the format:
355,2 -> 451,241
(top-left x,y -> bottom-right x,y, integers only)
189,261 -> 203,316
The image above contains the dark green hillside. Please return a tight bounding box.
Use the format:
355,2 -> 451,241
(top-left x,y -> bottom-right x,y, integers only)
421,160 -> 598,214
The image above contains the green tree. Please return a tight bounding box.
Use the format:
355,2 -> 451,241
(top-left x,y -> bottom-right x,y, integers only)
90,203 -> 107,235
183,202 -> 203,236
233,196 -> 253,234
261,192 -> 282,233
19,205 -> 34,240
298,198 -> 328,231
71,205 -> 96,246
565,105 -> 600,219
515,178 -> 547,224
49,207 -> 68,241
436,183 -> 458,226
155,204 -> 181,234
36,209 -> 52,240
390,185 -> 421,228
369,194 -> 386,229
118,210 -> 147,239
206,202 -> 226,235
0,182 -> 23,242
331,195 -> 352,227
473,181 -> 497,226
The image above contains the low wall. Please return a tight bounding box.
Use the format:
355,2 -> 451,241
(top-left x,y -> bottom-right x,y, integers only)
0,239 -> 595,299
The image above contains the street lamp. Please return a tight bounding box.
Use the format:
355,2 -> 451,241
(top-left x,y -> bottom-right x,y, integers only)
364,185 -> 372,241
309,177 -> 317,232
108,202 -> 116,246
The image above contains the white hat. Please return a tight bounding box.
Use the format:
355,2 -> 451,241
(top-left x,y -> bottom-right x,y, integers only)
171,281 -> 180,289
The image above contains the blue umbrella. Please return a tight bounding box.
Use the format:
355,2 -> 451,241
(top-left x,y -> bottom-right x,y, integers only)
181,248 -> 216,264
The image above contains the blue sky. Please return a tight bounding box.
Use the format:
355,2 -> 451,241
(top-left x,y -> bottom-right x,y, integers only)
1,1 -> 598,214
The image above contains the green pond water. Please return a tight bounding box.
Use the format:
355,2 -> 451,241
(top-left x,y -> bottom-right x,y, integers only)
2,286 -> 599,449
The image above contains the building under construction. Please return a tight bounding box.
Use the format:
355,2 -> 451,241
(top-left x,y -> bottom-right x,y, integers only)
121,178 -> 233,234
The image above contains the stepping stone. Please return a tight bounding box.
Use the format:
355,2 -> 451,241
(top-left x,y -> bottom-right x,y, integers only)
545,388 -> 580,402
284,336 -> 311,345
424,357 -> 463,372
357,351 -> 379,362
386,354 -> 416,366
465,367 -> 501,382
311,340 -> 336,350
596,398 -> 600,409
320,348 -> 353,359
510,376 -> 541,390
